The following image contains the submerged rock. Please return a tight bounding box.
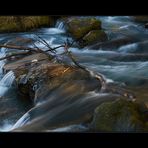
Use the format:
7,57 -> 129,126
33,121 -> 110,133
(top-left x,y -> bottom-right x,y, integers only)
133,16 -> 148,23
90,99 -> 148,132
133,16 -> 148,29
89,37 -> 136,50
81,30 -> 107,47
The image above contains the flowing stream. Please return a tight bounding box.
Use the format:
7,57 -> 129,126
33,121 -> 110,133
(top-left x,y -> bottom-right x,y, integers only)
0,16 -> 148,132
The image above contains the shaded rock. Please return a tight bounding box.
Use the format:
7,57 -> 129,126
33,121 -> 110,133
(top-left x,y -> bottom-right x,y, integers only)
91,99 -> 148,132
89,37 -> 136,50
0,87 -> 32,127
80,30 -> 108,47
133,16 -> 148,29
12,79 -> 124,131
133,16 -> 148,23
12,92 -> 120,132
108,53 -> 148,62
145,23 -> 148,28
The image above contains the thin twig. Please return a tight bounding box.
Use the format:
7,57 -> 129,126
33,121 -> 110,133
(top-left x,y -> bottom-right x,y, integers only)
45,45 -> 64,52
35,34 -> 56,53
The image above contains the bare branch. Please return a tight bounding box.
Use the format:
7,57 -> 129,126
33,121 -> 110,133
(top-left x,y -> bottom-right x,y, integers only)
0,44 -> 53,60
0,51 -> 31,61
63,41 -> 107,90
45,45 -> 64,52
0,44 -> 38,52
35,34 -> 56,53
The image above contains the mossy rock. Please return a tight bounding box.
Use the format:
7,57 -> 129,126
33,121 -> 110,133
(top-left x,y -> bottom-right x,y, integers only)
91,99 -> 148,132
0,16 -> 53,32
81,30 -> 108,46
66,17 -> 102,39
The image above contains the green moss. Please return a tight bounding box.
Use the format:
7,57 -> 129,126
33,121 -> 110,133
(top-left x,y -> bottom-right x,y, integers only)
0,24 -> 16,32
22,16 -> 51,30
67,17 -> 101,39
0,16 -> 52,33
92,99 -> 148,132
82,30 -> 107,46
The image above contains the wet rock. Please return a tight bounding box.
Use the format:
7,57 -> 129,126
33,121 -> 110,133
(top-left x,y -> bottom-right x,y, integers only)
4,53 -> 50,73
108,53 -> 148,62
80,30 -> 108,47
133,16 -> 148,29
133,16 -> 148,23
90,99 -> 148,132
4,53 -> 51,99
145,23 -> 148,28
5,52 -> 141,131
4,53 -> 102,103
12,83 -> 121,132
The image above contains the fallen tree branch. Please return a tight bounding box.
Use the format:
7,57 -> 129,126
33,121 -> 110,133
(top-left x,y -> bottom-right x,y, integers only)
0,51 -> 31,61
0,44 -> 38,52
35,34 -> 56,53
63,42 -> 107,90
0,43 -> 58,60
45,45 -> 64,52
0,35 -> 135,99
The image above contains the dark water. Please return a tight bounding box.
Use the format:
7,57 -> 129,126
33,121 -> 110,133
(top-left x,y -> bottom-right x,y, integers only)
0,16 -> 148,132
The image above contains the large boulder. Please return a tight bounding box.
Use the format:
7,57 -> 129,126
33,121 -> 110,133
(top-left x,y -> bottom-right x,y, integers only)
90,99 -> 148,132
66,17 -> 107,47
66,17 -> 101,39
4,53 -> 101,102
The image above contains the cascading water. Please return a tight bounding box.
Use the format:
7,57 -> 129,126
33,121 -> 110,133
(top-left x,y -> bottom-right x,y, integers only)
0,71 -> 15,87
11,112 -> 30,130
0,71 -> 15,96
0,53 -> 5,76
55,21 -> 65,30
